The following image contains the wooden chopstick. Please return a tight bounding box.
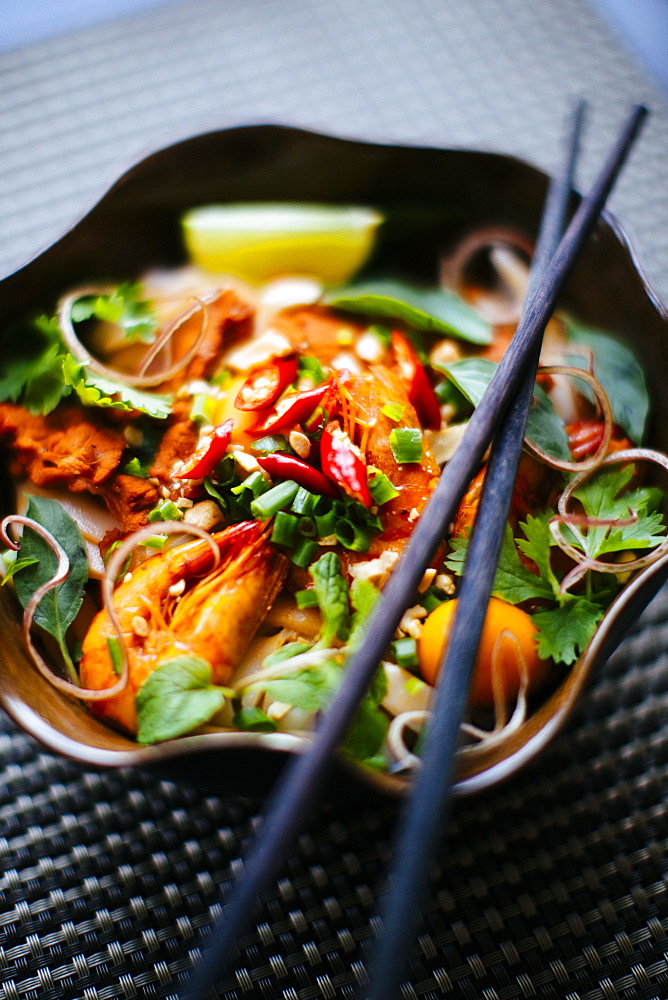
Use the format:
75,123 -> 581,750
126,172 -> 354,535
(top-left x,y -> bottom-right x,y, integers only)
181,103 -> 647,1000
364,99 -> 586,1000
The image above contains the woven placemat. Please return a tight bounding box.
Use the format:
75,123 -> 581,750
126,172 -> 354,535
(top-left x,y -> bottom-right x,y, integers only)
1,2 -> 668,998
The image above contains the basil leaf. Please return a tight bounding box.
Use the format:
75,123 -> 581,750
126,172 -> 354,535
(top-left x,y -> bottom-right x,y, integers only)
563,317 -> 649,443
62,355 -> 173,419
325,281 -> 492,344
12,496 -> 88,673
136,655 -> 227,743
309,551 -> 350,646
439,358 -> 569,460
258,660 -> 340,713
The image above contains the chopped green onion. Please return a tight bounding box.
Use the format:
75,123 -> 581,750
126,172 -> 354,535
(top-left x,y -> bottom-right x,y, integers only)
291,537 -> 319,568
143,535 -> 168,550
297,516 -> 317,538
297,355 -> 325,385
314,509 -> 338,538
367,467 -> 400,505
271,511 -> 299,548
421,587 -> 449,614
291,486 -> 318,516
263,641 -> 313,667
148,499 -> 183,522
295,589 -> 320,608
189,392 -> 216,425
404,675 -> 427,697
232,707 -> 277,732
334,518 -> 372,553
381,401 -> 405,422
392,637 -> 419,669
250,480 -> 300,519
231,470 -> 269,498
389,427 -> 423,464
106,636 -> 124,676
122,456 -> 148,478
251,434 -> 294,455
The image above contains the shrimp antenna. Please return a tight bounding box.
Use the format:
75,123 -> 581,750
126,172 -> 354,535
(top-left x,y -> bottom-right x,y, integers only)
179,101 -> 647,1000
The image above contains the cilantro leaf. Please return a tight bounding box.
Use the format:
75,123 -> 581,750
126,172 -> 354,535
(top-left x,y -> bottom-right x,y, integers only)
309,552 -> 351,646
571,465 -> 666,559
62,355 -> 173,419
136,655 -> 228,743
0,315 -> 71,415
531,599 -> 603,665
71,283 -> 158,344
515,510 -> 561,598
446,525 -> 553,604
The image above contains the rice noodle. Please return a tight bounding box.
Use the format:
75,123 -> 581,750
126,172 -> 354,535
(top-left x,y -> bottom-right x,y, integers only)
57,287 -> 212,388
524,365 -> 613,473
387,709 -> 430,770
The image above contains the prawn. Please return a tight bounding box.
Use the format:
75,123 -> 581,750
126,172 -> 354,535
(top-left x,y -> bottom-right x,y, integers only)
79,520 -> 287,734
337,365 -> 440,556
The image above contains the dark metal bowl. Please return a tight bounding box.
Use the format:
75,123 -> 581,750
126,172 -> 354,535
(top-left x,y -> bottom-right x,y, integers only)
1,124 -> 666,798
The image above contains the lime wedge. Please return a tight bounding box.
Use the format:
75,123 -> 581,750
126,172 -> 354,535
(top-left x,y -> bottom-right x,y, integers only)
181,203 -> 383,285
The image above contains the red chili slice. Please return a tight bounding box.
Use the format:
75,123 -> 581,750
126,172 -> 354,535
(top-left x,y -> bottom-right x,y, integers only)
174,419 -> 233,479
234,357 -> 298,411
254,379 -> 337,433
257,453 -> 340,498
391,331 -> 441,431
320,421 -> 372,507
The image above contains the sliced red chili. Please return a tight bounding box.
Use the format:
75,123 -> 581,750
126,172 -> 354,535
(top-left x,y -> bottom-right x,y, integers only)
234,357 -> 298,411
320,420 -> 373,507
174,419 -> 233,479
254,379 -> 337,433
257,453 -> 340,498
391,331 -> 441,431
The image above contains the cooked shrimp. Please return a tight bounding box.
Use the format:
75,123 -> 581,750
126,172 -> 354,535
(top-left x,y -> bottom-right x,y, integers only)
338,365 -> 440,555
79,520 -> 287,734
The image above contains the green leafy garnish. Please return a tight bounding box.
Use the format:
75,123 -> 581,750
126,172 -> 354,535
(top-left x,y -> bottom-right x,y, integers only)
232,706 -> 277,732
569,465 -> 666,559
325,281 -> 492,344
1,554 -> 39,584
0,315 -> 71,415
309,551 -> 350,646
389,427 -> 423,464
564,317 -> 649,443
62,355 -> 173,419
438,358 -> 570,461
11,496 -> 88,682
136,655 -> 231,743
71,283 -> 158,344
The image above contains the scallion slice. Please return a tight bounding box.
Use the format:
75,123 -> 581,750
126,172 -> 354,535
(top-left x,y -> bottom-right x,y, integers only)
250,480 -> 300,519
271,510 -> 299,547
291,537 -> 319,568
389,427 -> 423,464
392,636 -> 419,669
368,467 -> 400,505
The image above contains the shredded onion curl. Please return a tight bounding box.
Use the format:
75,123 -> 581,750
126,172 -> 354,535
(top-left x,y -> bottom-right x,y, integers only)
459,629 -> 530,754
524,365 -> 613,473
57,287 -> 212,388
387,710 -> 430,771
550,448 -> 668,592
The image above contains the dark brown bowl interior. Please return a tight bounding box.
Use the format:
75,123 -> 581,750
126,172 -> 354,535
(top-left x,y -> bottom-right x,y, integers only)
1,123 -> 667,798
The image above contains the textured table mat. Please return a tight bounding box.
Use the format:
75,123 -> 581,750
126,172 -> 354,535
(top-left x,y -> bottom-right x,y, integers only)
1,2 -> 668,998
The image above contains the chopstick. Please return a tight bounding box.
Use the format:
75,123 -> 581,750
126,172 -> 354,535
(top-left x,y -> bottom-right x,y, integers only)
181,103 -> 647,1000
364,99 -> 586,1000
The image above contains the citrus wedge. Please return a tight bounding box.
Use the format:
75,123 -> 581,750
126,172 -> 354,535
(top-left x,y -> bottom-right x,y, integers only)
181,203 -> 383,285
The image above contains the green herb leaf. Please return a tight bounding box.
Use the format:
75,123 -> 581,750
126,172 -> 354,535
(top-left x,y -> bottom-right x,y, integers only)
446,525 -> 554,605
347,577 -> 379,650
71,283 -> 158,344
1,555 -> 39,584
62,355 -> 172,419
258,660 -> 340,713
0,315 -> 71,415
389,427 -> 423,464
309,551 -> 350,646
531,599 -> 603,665
12,496 -> 88,678
570,465 -> 666,559
439,359 -> 569,460
325,281 -> 492,344
136,655 -> 227,743
233,706 -> 277,732
564,317 -> 649,443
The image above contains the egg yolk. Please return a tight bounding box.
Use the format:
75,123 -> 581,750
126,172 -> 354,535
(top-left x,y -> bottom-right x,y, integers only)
417,597 -> 544,708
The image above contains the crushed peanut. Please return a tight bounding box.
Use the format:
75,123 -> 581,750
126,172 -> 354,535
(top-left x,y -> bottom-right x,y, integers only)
434,572 -> 456,595
289,430 -> 311,459
131,615 -> 149,637
175,497 -> 194,509
396,605 -> 427,639
184,500 -> 224,531
123,425 -> 144,447
265,700 -> 293,721
168,579 -> 186,597
417,567 -> 437,593
348,550 -> 400,588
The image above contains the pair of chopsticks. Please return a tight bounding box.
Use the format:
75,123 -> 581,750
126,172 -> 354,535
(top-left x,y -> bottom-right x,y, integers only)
182,102 -> 648,1000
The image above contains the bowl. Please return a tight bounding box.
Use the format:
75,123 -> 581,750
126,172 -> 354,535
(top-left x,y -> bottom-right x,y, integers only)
1,123 -> 667,798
